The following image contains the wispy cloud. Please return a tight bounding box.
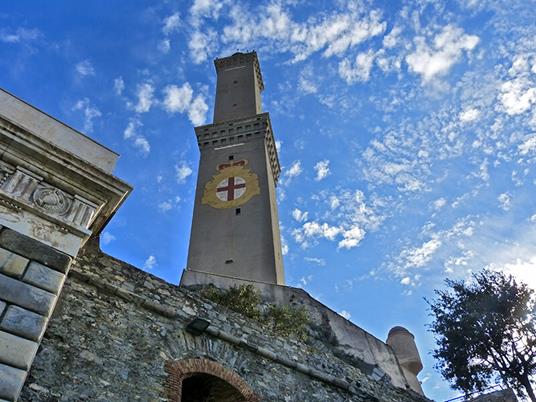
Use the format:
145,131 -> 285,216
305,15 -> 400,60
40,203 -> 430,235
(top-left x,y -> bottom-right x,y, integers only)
176,162 -> 193,183
134,83 -> 155,113
123,118 -> 150,156
72,98 -> 101,132
314,160 -> 331,181
75,60 -> 95,77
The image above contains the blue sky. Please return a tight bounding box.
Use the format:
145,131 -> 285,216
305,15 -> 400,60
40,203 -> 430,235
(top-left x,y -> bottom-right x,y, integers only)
2,1 -> 536,399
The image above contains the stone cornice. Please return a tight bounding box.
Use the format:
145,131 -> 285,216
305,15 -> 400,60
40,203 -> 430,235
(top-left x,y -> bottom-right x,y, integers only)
194,113 -> 281,184
0,116 -> 132,247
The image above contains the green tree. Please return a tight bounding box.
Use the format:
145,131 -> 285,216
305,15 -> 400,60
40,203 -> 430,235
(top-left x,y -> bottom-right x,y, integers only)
427,270 -> 536,401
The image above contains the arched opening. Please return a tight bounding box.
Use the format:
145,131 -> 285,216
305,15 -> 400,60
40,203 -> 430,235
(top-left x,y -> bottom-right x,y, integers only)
165,358 -> 260,402
181,373 -> 246,402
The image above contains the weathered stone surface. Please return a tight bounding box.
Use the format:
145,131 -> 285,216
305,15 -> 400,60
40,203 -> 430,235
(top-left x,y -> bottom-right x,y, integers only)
0,331 -> 38,370
23,262 -> 65,294
0,248 -> 29,278
0,301 -> 5,317
1,306 -> 47,342
0,363 -> 26,401
0,274 -> 56,316
0,229 -> 71,273
22,248 -> 429,402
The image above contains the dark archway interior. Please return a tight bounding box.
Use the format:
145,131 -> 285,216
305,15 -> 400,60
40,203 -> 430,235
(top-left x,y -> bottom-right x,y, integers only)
181,373 -> 247,402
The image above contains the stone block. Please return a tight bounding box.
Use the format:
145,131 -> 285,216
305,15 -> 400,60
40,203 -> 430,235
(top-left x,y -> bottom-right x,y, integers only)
0,248 -> 29,278
23,261 -> 65,294
0,274 -> 56,316
0,228 -> 71,273
0,330 -> 38,370
0,301 -> 5,316
0,363 -> 26,401
0,305 -> 47,342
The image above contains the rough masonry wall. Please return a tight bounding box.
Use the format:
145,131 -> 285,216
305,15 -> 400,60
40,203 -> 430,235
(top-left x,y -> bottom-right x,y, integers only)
21,245 -> 428,402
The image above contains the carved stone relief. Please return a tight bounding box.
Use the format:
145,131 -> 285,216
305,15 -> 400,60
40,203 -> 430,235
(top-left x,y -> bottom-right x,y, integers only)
0,164 -> 99,230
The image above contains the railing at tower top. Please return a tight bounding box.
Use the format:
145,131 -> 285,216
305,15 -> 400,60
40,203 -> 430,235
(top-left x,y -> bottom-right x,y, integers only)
443,384 -> 506,401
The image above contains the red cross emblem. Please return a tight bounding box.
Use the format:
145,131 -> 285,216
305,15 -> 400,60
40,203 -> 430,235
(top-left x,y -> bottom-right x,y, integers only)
216,176 -> 246,201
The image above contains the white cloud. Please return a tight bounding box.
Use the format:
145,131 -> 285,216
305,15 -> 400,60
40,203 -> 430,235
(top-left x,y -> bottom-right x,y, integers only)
101,232 -> 116,245
188,94 -> 209,126
304,257 -> 326,266
123,119 -> 151,156
400,277 -> 411,285
433,198 -> 447,210
499,77 -> 536,115
298,66 -> 318,94
113,77 -> 125,96
161,83 -> 208,126
162,12 -> 181,35
158,39 -> 171,54
190,0 -> 224,27
221,3 -> 385,63
338,226 -> 365,249
339,50 -> 375,84
459,107 -> 480,123
339,310 -> 351,320
189,29 -> 216,64
403,238 -> 442,268
382,26 -> 401,49
75,60 -> 95,77
406,25 -> 479,83
282,161 -> 302,185
72,98 -> 101,133
134,137 -> 150,155
158,199 -> 179,213
498,192 -> 511,211
134,83 -> 155,113
0,27 -> 40,43
329,196 -> 340,209
176,162 -> 193,183
163,83 -> 193,113
293,220 -> 342,248
297,275 -> 313,288
292,208 -> 308,222
518,134 -> 536,155
314,160 -> 330,181
143,255 -> 157,270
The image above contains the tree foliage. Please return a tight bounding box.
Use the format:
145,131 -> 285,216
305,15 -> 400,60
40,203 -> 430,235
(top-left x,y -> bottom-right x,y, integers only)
427,270 -> 536,401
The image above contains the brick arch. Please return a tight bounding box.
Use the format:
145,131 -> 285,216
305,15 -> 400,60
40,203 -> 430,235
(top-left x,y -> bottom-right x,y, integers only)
165,358 -> 260,402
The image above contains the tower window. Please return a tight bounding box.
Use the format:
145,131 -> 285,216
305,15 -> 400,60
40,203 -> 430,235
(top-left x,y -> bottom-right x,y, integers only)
225,259 -> 234,264
228,155 -> 234,160
233,103 -> 237,107
235,208 -> 241,215
233,80 -> 238,84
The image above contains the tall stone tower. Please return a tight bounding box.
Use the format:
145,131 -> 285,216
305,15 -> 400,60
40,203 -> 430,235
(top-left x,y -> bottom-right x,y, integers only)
183,52 -> 285,285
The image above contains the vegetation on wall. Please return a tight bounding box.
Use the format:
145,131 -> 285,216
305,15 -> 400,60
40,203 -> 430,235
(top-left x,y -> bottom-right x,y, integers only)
201,284 -> 310,340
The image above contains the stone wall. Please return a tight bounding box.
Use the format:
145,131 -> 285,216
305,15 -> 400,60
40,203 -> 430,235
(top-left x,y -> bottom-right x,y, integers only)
0,227 -> 72,401
21,244 -> 429,402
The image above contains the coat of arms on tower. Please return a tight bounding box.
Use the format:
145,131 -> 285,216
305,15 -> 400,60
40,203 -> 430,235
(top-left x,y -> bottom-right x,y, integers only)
202,160 -> 260,209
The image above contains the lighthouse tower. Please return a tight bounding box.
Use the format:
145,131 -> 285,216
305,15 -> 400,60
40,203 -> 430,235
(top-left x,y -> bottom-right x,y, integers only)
182,52 -> 285,285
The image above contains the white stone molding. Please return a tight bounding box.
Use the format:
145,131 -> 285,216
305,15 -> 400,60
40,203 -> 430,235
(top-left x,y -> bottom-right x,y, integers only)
0,109 -> 131,256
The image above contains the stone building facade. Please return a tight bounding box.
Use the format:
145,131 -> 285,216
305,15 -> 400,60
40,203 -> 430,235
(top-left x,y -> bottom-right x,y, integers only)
0,53 -> 432,402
